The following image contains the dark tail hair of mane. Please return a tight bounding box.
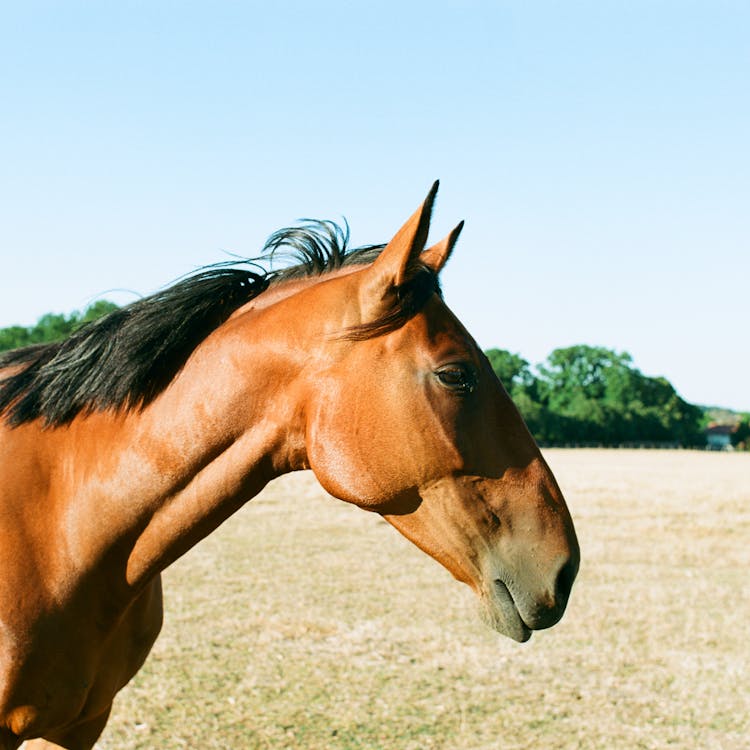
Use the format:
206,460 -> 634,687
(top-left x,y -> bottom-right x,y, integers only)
0,219 -> 436,428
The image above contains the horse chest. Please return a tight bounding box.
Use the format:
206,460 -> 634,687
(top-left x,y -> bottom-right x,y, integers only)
0,608 -> 98,738
0,570 -> 162,740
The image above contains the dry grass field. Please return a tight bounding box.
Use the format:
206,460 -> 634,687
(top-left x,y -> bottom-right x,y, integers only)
94,450 -> 749,749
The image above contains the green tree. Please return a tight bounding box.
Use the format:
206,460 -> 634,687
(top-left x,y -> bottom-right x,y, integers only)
533,345 -> 703,446
485,348 -> 549,435
0,326 -> 31,351
77,299 -> 119,327
485,349 -> 534,392
538,345 -> 633,408
732,416 -> 750,450
0,300 -> 119,353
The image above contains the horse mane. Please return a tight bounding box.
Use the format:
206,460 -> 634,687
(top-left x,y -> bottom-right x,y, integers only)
0,221 -> 438,428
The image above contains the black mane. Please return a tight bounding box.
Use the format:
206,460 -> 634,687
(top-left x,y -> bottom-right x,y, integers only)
0,221 -> 437,427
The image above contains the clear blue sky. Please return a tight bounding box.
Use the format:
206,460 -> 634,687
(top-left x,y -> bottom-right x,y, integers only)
1,1 -> 748,410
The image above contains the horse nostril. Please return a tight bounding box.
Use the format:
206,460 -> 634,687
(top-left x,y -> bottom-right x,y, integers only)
554,556 -> 577,608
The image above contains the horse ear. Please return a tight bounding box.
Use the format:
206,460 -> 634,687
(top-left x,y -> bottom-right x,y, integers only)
365,181 -> 439,294
420,220 -> 464,273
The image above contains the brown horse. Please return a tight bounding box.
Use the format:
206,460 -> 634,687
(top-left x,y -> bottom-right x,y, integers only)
0,183 -> 578,749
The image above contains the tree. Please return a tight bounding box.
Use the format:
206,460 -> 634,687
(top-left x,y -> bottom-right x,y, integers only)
485,349 -> 534,393
531,345 -> 703,446
0,326 -> 30,352
537,345 -> 634,408
732,416 -> 750,450
77,299 -> 119,326
0,300 -> 119,353
485,349 -> 549,435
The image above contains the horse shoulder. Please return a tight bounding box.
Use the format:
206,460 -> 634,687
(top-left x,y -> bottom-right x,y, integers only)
0,420 -> 162,741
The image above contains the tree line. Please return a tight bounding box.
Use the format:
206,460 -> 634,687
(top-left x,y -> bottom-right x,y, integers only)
0,300 -> 118,351
0,303 -> 746,448
487,346 -> 749,448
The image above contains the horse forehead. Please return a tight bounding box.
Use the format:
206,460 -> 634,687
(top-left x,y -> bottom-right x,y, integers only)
403,296 -> 478,354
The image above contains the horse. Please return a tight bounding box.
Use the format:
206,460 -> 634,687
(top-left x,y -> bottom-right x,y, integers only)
0,183 -> 579,749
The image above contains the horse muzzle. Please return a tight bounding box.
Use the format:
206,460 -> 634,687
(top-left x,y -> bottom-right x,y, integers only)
483,552 -> 579,642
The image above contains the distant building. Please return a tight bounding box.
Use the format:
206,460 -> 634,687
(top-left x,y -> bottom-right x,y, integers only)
705,423 -> 736,450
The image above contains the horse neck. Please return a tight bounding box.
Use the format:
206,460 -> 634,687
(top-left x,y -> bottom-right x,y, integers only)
51,297 -> 316,593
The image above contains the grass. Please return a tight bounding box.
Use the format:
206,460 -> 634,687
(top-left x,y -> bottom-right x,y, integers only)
95,450 -> 750,749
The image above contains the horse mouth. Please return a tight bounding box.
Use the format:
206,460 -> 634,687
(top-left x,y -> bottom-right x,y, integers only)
482,579 -> 532,643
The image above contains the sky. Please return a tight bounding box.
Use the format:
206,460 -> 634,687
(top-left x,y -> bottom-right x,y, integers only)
1,1 -> 748,411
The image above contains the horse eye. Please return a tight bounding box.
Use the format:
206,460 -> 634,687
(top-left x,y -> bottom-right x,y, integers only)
435,365 -> 477,394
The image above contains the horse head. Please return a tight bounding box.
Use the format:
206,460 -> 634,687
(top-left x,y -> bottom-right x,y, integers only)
302,183 -> 579,641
